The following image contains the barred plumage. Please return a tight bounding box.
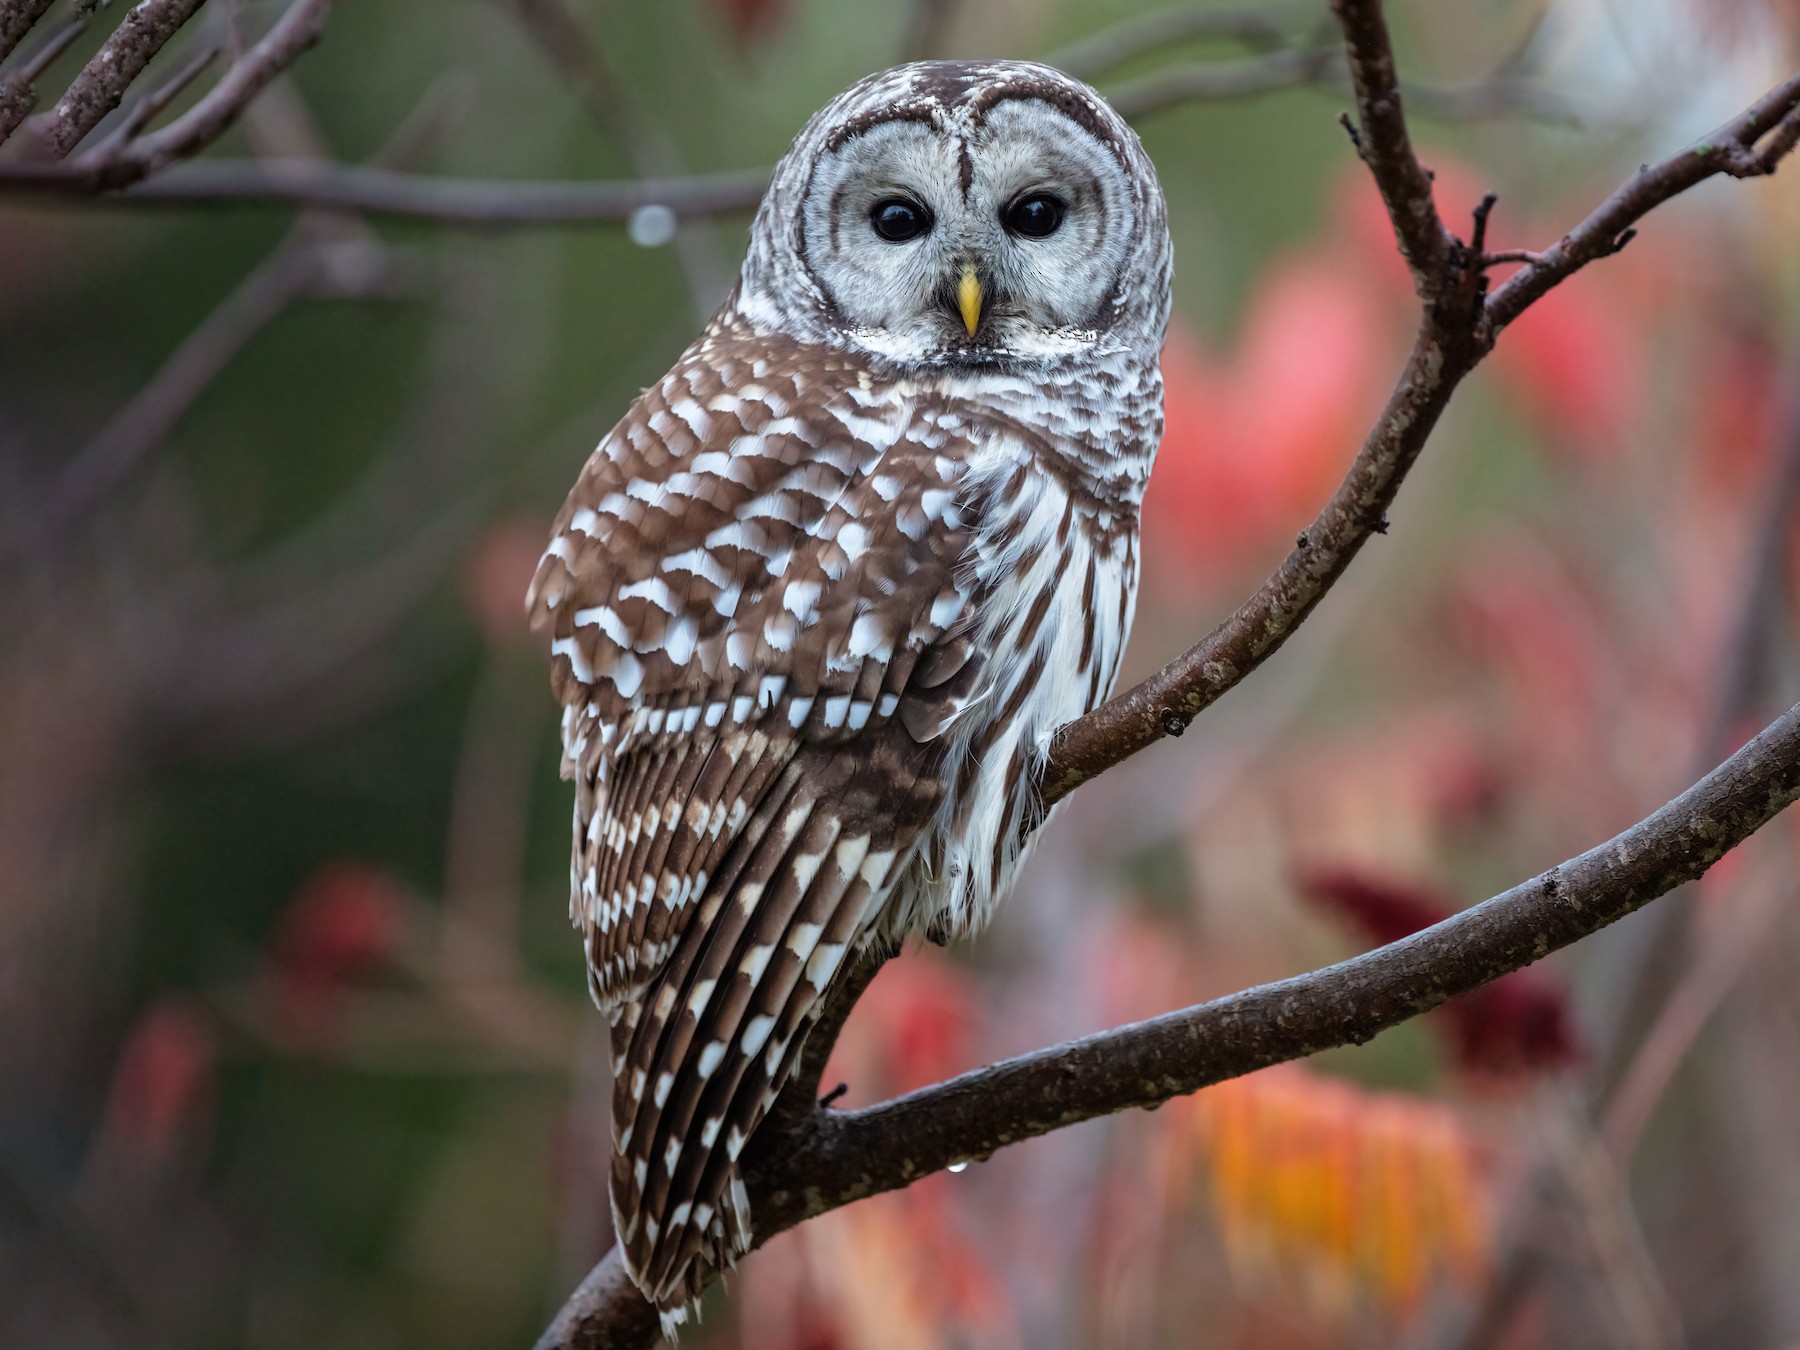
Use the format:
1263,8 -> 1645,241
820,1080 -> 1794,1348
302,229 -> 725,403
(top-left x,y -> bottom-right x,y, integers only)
528,58 -> 1170,1333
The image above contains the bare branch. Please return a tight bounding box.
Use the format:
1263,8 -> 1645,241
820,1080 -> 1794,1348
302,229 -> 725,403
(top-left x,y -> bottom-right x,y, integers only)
1043,59 -> 1800,807
24,0 -> 206,158
1330,0 -> 1453,292
785,702 -> 1800,1207
1041,0 -> 1485,807
1485,70 -> 1800,333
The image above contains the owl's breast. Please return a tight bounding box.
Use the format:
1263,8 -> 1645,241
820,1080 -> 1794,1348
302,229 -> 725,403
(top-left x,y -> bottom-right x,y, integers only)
878,403 -> 1147,947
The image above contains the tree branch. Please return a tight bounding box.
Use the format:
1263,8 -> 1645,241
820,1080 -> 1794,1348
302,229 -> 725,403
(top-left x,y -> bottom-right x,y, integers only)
773,702 -> 1800,1219
1484,70 -> 1800,333
1331,0 -> 1453,291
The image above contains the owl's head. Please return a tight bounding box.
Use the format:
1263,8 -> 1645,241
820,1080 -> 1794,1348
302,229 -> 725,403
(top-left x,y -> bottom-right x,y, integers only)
735,61 -> 1171,369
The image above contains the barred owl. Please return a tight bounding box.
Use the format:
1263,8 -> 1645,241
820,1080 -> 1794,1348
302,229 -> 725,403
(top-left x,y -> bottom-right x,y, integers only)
528,60 -> 1170,1331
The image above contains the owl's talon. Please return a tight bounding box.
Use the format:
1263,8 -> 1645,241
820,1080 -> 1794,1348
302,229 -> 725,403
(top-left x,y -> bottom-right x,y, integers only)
819,1082 -> 849,1109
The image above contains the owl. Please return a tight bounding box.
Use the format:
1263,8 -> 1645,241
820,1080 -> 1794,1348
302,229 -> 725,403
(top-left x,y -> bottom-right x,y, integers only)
528,60 -> 1171,1331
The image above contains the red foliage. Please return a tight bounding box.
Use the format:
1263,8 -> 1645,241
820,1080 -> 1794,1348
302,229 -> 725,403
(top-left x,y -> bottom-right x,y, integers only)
1443,533 -> 1604,746
1298,867 -> 1583,1081
1338,152 -> 1651,468
1145,254 -> 1395,586
831,947 -> 975,1100
98,997 -> 217,1167
270,861 -> 408,1040
1492,275 -> 1646,465
710,0 -> 788,46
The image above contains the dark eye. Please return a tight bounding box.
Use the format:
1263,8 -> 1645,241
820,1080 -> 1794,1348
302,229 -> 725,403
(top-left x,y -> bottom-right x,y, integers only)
1004,193 -> 1065,239
870,197 -> 931,243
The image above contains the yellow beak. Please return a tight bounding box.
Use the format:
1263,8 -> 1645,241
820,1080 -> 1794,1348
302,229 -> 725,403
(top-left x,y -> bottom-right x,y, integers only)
957,265 -> 983,337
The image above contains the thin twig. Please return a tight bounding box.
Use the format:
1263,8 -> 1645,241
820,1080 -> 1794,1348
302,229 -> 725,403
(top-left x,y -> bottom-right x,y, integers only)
1600,868 -> 1788,1161
1106,43 -> 1337,118
1107,42 -> 1581,127
42,246 -> 323,531
0,44 -> 1576,221
1484,71 -> 1800,333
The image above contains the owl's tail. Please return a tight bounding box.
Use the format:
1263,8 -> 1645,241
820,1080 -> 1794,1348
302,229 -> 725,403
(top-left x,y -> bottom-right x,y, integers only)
603,774 -> 895,1333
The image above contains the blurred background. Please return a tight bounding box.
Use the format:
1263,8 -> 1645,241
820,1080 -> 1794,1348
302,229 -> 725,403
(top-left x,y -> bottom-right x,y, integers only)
4,0 -> 1800,1346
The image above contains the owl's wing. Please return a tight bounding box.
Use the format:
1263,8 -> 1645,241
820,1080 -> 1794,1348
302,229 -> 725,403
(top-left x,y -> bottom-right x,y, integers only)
527,325 -> 984,1313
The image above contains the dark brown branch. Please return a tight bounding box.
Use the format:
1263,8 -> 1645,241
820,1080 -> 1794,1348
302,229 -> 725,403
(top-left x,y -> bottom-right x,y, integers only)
24,0 -> 206,158
778,702 -> 1800,1213
1485,70 -> 1800,333
1330,0 -> 1453,292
